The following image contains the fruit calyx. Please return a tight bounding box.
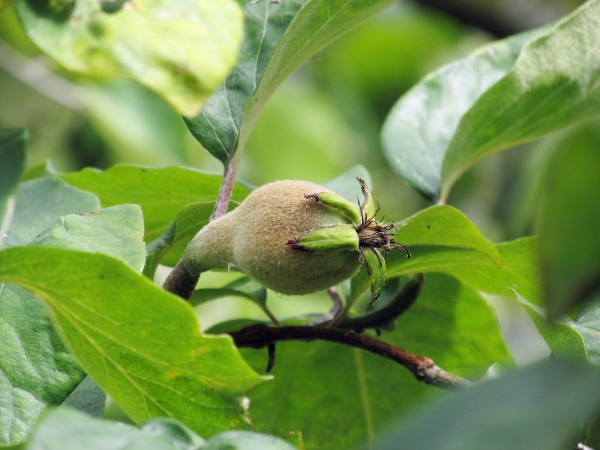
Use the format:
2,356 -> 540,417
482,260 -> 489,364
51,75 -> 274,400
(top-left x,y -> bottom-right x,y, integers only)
288,178 -> 411,304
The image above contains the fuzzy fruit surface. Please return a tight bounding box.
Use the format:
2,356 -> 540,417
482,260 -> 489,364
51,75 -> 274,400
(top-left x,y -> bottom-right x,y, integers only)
184,180 -> 360,295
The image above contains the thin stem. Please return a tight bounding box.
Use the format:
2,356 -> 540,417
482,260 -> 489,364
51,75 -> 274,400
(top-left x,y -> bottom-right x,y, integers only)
229,324 -> 472,390
164,147 -> 243,297
211,150 -> 242,220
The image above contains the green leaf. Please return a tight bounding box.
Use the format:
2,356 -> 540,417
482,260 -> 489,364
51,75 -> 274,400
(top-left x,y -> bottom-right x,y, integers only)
0,129 -> 26,247
3,176 -> 100,248
397,205 -> 501,266
243,274 -> 512,449
381,28 -> 542,200
30,204 -> 146,272
185,0 -> 394,163
441,0 -> 600,200
0,284 -> 85,446
375,359 -> 600,450
0,246 -> 266,437
15,0 -> 244,116
60,165 -> 250,242
61,376 -> 106,418
536,123 -> 600,317
203,431 -> 297,450
24,408 -> 297,450
24,408 -> 206,450
1,201 -> 143,445
516,290 -> 600,365
352,238 -> 540,303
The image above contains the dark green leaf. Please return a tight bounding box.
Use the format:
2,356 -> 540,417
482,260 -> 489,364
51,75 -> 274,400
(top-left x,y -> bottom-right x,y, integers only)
15,0 -> 243,116
536,123 -> 600,317
243,274 -> 511,449
0,284 -> 84,446
186,0 -> 394,163
381,28 -> 542,200
60,165 -> 250,242
0,129 -> 26,246
375,359 -> 600,450
0,246 -> 267,437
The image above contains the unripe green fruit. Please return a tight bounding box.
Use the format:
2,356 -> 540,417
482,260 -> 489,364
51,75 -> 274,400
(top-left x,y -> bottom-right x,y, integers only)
184,180 -> 361,295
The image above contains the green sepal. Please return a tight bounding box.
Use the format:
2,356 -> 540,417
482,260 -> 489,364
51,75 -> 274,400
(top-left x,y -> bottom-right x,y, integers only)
362,247 -> 386,305
288,224 -> 359,253
358,178 -> 376,219
306,192 -> 362,225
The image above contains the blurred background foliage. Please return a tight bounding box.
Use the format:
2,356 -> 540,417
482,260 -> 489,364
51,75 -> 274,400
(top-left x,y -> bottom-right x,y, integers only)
0,0 -> 590,364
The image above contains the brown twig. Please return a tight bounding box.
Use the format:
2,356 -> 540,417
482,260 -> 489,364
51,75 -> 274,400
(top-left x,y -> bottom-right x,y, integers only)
229,324 -> 472,390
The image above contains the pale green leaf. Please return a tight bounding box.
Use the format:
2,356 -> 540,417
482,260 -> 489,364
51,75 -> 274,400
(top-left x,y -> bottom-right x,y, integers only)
4,176 -> 100,248
186,0 -> 394,163
0,246 -> 267,437
30,204 -> 146,272
15,0 -> 244,116
24,408 -> 297,450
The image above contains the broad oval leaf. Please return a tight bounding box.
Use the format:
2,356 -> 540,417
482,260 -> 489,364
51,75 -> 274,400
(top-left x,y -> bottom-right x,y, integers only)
2,176 -> 100,249
30,204 -> 146,272
186,0 -> 394,163
0,246 -> 267,437
60,165 -> 250,242
15,0 -> 244,116
381,28 -> 542,201
441,0 -> 600,200
383,0 -> 600,202
351,238 -> 540,304
1,202 -> 144,445
397,205 -> 501,266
